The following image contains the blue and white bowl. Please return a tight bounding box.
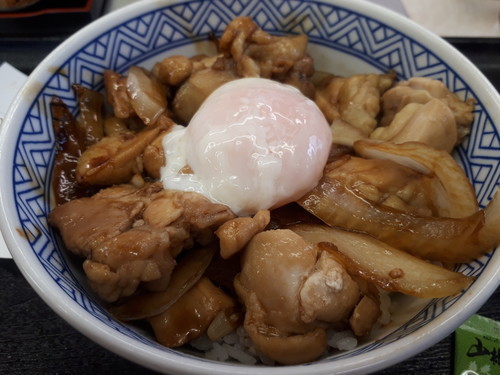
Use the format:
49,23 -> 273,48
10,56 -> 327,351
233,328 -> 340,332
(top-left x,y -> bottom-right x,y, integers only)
0,0 -> 499,374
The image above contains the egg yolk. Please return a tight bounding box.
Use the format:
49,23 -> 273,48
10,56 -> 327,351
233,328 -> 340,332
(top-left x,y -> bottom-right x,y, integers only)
160,77 -> 332,216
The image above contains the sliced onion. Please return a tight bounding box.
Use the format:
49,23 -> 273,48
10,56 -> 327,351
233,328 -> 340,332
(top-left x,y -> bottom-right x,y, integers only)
73,84 -> 104,147
76,124 -> 165,186
290,224 -> 474,298
126,66 -> 167,126
297,165 -> 498,263
109,244 -> 216,321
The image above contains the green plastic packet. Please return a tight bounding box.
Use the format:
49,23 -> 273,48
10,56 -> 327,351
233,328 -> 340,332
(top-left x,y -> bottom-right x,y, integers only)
455,314 -> 499,375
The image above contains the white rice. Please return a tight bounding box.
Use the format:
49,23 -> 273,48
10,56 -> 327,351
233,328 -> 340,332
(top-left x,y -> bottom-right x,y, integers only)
378,289 -> 392,325
222,342 -> 258,365
189,292 -> 393,365
327,329 -> 358,350
190,335 -> 214,351
222,332 -> 238,345
210,342 -> 229,361
190,326 -> 358,365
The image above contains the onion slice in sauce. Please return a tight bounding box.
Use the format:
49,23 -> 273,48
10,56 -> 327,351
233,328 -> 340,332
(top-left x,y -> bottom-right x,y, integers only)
126,66 -> 167,126
354,139 -> 478,218
73,84 -> 105,148
297,159 -> 500,263
76,122 -> 167,186
109,244 -> 216,321
290,224 -> 474,298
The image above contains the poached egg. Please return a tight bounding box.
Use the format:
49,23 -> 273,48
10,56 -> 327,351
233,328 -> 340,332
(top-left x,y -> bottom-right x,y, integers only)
160,77 -> 332,216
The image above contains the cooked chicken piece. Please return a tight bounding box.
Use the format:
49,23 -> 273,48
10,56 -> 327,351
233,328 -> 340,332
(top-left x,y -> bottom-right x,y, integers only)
234,229 -> 361,364
315,72 -> 396,146
337,74 -> 393,134
76,118 -> 172,186
215,209 -> 270,259
172,66 -> 238,124
76,130 -> 141,185
152,55 -> 193,86
379,77 -> 474,145
103,69 -> 134,119
283,54 -> 316,98
240,293 -> 327,365
109,245 -> 217,321
49,184 -> 142,258
299,250 -> 360,325
349,295 -> 381,336
218,17 -> 314,96
143,130 -> 169,179
236,230 -> 317,334
83,226 -> 174,302
218,17 -> 258,61
148,277 -> 235,347
241,33 -> 308,79
314,75 -> 345,123
370,99 -> 457,152
49,183 -> 235,302
172,18 -> 316,123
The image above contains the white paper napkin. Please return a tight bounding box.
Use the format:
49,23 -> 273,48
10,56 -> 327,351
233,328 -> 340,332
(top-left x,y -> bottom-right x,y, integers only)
401,0 -> 500,37
0,62 -> 28,259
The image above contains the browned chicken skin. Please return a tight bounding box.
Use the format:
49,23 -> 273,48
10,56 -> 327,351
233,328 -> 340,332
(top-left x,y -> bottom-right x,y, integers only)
373,77 -> 474,150
49,183 -> 235,302
218,16 -> 315,96
315,72 -> 396,146
234,229 -> 367,364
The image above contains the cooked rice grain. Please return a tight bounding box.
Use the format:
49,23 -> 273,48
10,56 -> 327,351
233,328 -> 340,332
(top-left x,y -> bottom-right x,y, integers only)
327,329 -> 358,350
222,343 -> 258,365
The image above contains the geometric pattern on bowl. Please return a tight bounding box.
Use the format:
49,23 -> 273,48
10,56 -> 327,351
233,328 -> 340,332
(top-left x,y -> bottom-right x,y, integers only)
11,0 -> 499,364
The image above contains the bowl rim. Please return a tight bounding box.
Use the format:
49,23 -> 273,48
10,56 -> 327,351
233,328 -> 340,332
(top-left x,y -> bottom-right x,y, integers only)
0,0 -> 499,374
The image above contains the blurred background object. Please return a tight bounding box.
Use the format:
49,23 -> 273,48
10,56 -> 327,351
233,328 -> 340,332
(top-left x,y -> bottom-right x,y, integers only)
0,0 -> 105,36
0,0 -> 105,74
366,0 -> 500,89
368,0 -> 500,37
0,0 -> 40,11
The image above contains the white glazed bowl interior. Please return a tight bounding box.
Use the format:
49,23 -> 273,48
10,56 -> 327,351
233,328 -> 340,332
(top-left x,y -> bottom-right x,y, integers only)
0,1 -> 499,374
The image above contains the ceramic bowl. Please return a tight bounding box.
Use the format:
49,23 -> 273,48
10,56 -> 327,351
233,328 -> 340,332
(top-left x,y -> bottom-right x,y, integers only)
1,0 -> 499,374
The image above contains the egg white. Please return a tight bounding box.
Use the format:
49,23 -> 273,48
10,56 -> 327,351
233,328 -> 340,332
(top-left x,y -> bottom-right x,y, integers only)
160,78 -> 331,216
